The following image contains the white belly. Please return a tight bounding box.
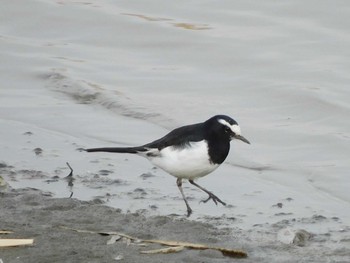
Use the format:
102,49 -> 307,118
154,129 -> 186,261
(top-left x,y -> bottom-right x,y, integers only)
147,141 -> 219,179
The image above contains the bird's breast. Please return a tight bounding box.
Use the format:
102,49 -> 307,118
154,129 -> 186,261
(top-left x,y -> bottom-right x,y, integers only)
148,140 -> 219,179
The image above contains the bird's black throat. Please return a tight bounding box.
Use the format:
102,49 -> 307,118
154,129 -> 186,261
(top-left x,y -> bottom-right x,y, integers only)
203,116 -> 232,164
206,138 -> 230,164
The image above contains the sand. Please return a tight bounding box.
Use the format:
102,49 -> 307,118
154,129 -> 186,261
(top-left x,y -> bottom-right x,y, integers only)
1,0 -> 350,262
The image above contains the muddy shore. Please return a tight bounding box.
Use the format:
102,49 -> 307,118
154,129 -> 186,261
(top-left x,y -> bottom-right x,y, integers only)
1,184 -> 349,263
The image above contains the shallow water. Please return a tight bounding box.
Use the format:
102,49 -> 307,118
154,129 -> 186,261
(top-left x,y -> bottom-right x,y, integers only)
1,0 -> 350,232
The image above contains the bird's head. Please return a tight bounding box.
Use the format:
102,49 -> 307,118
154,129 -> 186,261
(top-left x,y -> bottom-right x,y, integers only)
206,115 -> 250,144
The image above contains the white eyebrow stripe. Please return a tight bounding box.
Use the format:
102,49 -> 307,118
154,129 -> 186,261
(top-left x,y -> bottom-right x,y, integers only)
218,119 -> 241,135
218,119 -> 231,128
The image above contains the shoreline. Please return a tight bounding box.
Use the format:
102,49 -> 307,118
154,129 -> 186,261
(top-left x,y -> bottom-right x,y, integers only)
1,183 -> 349,263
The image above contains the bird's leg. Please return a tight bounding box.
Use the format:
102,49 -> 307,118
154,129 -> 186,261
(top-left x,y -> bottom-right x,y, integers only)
176,178 -> 193,217
189,180 -> 226,206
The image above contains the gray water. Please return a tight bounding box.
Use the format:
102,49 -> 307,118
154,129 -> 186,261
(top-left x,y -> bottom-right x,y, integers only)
1,0 -> 349,231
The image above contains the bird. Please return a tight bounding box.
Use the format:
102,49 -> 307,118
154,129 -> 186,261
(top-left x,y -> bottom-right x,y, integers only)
85,115 -> 250,217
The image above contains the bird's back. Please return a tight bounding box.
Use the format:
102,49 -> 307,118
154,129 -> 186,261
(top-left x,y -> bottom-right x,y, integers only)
143,122 -> 205,150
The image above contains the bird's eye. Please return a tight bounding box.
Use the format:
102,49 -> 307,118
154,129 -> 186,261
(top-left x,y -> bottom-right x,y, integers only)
224,127 -> 231,133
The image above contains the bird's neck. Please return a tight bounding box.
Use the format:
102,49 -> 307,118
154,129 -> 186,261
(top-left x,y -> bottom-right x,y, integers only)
206,138 -> 230,165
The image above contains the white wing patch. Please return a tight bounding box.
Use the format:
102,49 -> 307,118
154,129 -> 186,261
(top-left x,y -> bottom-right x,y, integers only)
218,119 -> 241,135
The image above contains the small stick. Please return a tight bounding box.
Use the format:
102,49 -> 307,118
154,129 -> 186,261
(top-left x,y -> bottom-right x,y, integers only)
66,162 -> 73,177
59,226 -> 247,258
65,162 -> 74,198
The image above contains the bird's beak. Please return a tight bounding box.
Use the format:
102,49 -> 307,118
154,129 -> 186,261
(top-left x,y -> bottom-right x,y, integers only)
234,134 -> 250,144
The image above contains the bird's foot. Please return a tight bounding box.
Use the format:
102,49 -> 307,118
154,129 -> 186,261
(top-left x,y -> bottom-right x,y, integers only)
200,192 -> 226,206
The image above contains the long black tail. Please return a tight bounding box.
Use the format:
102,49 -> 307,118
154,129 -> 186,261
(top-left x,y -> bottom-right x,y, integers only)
85,146 -> 147,154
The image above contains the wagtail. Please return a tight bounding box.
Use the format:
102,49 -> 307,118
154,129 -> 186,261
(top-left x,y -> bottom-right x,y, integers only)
86,115 -> 250,216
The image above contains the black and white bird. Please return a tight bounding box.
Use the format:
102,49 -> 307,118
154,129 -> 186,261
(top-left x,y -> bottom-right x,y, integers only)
86,115 -> 250,216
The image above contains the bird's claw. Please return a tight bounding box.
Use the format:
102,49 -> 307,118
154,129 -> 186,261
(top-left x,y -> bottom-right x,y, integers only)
200,193 -> 226,206
200,196 -> 213,204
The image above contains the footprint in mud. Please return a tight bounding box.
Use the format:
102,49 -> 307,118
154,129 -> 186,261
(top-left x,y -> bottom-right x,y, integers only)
149,204 -> 158,210
98,169 -> 114,176
18,169 -> 48,179
33,147 -> 43,156
272,202 -> 283,208
23,131 -> 33,136
128,188 -> 147,199
299,214 -> 328,224
274,212 -> 293,216
139,172 -> 155,180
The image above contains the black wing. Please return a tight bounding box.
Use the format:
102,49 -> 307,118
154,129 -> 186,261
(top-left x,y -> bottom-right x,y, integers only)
143,122 -> 205,150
